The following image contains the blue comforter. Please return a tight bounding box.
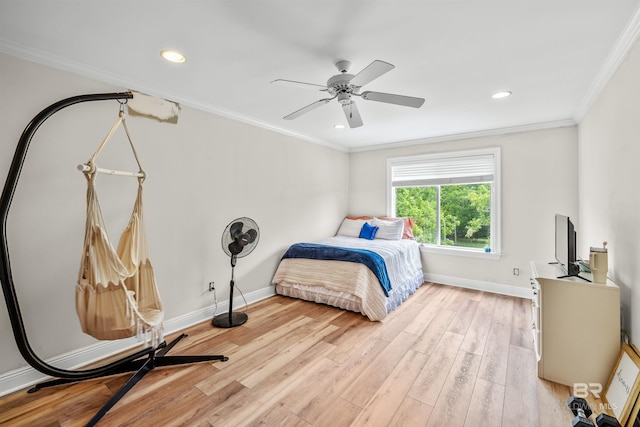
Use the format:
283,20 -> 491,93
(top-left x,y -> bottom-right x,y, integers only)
281,243 -> 392,296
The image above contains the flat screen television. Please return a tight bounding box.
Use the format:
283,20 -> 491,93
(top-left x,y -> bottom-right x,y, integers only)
555,214 -> 580,277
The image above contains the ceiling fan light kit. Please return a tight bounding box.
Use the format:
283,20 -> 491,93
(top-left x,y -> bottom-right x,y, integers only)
276,59 -> 425,128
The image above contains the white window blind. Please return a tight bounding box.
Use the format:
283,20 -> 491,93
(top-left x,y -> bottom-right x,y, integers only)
391,152 -> 496,187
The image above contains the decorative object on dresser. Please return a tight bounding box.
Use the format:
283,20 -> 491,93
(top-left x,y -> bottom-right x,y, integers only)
589,241 -> 609,284
213,217 -> 260,328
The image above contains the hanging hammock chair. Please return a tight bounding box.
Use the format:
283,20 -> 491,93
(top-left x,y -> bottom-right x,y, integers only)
76,110 -> 164,346
1,93 -> 227,427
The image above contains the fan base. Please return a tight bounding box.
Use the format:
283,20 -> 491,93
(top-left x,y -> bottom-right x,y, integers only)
212,312 -> 248,328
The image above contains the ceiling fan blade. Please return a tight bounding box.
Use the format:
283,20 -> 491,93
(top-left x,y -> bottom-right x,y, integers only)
271,79 -> 327,91
361,91 -> 425,108
283,98 -> 332,120
349,60 -> 395,88
342,101 -> 363,128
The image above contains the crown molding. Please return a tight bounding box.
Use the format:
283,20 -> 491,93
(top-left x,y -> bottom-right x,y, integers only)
0,40 -> 348,153
574,4 -> 640,122
349,118 -> 577,153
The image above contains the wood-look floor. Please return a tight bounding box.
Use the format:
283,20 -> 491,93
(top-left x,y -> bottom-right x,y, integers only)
0,283 -> 582,426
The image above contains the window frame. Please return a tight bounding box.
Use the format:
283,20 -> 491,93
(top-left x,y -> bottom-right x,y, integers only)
387,147 -> 501,259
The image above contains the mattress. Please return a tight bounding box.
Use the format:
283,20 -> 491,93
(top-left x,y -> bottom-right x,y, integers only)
272,236 -> 424,320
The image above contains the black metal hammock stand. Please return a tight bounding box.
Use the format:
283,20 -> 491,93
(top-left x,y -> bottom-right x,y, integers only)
0,92 -> 228,426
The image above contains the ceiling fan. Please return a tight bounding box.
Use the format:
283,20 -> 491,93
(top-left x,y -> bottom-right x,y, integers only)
272,60 -> 425,128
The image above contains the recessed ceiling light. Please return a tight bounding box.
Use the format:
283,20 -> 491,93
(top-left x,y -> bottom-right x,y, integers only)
160,50 -> 186,63
334,124 -> 346,129
492,91 -> 512,99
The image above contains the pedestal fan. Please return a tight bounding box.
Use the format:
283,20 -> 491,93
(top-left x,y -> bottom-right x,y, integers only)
212,217 -> 259,328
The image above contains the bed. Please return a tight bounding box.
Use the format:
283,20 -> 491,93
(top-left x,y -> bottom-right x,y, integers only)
272,217 -> 424,321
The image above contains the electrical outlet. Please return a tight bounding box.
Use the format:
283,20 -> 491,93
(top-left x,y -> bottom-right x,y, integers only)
208,282 -> 215,292
513,268 -> 520,276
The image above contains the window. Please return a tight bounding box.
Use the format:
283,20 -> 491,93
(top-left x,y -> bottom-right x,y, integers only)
388,147 -> 500,258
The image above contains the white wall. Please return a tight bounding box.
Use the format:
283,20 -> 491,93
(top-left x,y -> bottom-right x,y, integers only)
578,35 -> 640,344
349,127 -> 579,293
0,54 -> 349,380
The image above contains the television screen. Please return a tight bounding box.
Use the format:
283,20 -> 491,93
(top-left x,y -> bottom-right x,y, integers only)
555,214 -> 579,276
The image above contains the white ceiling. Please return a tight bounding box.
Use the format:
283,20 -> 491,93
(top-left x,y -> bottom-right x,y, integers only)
1,1 -> 640,152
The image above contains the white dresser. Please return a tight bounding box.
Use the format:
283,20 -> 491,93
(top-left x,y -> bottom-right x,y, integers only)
530,261 -> 620,387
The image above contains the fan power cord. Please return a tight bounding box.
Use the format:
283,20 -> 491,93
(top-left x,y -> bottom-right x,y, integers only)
211,282 -> 248,315
235,284 -> 249,312
210,282 -> 219,316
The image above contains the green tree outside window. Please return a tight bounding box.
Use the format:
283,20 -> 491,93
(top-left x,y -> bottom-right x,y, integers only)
396,183 -> 491,249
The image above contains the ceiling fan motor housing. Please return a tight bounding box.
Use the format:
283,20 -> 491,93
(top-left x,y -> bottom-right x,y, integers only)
327,74 -> 358,104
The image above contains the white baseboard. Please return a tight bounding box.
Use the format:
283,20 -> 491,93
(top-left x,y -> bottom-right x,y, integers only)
424,272 -> 532,299
0,285 -> 276,397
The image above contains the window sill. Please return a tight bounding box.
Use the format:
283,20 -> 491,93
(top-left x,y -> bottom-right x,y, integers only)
418,244 -> 502,260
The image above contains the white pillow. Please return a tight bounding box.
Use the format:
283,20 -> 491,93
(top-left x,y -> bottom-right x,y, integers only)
372,218 -> 404,240
336,218 -> 369,238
